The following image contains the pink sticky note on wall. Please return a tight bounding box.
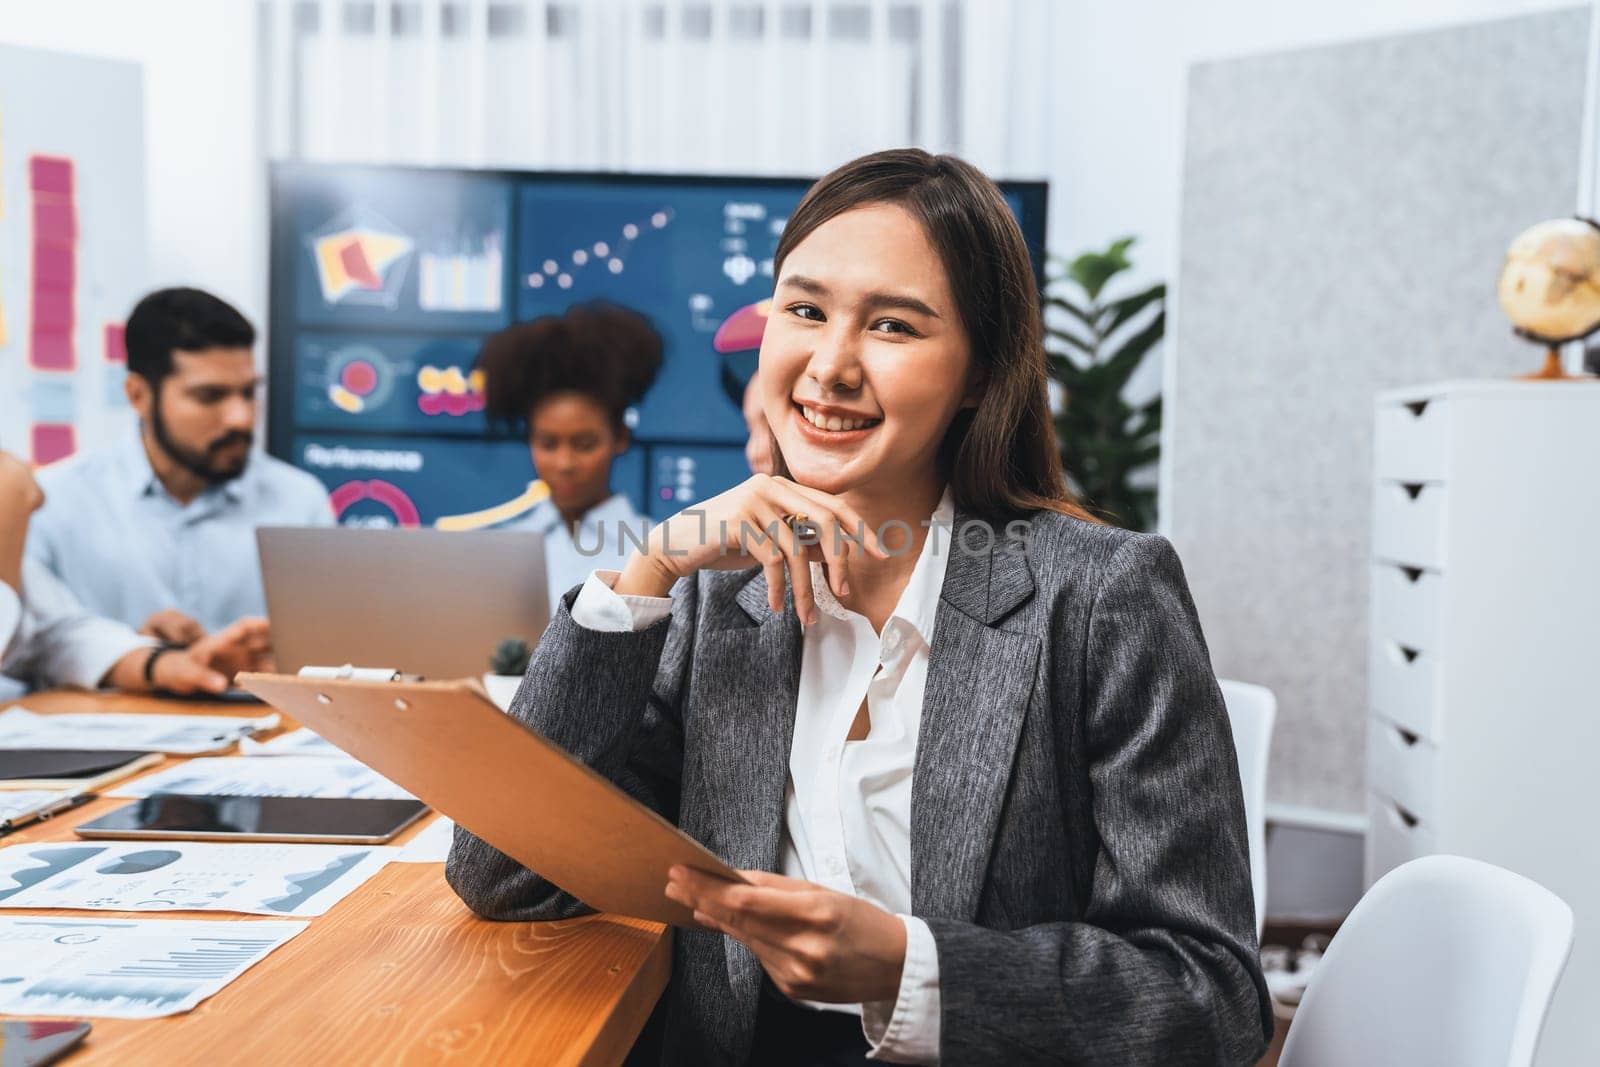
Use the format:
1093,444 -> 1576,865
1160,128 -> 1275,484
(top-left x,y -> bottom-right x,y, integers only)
104,323 -> 127,363
31,424 -> 76,466
30,329 -> 75,372
32,288 -> 73,333
32,243 -> 75,291
32,198 -> 77,243
28,156 -> 75,196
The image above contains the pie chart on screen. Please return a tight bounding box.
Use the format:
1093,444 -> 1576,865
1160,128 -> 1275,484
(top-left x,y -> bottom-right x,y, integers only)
713,299 -> 770,353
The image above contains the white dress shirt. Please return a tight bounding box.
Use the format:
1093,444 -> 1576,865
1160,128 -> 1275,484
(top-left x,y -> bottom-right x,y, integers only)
0,560 -> 151,701
502,493 -> 651,616
27,430 -> 334,634
570,490 -> 955,1065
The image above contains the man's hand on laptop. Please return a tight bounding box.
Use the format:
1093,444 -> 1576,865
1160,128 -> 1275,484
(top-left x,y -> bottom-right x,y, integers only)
103,643 -> 229,695
107,616 -> 278,694
190,617 -> 277,680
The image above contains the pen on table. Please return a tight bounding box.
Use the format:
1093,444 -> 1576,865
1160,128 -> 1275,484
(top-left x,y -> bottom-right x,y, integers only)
0,793 -> 97,836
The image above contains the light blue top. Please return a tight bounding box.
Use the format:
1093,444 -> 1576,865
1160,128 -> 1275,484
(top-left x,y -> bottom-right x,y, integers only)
27,430 -> 334,634
502,493 -> 651,614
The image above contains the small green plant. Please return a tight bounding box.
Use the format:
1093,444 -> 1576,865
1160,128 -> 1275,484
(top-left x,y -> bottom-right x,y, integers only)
1044,237 -> 1164,531
489,636 -> 532,676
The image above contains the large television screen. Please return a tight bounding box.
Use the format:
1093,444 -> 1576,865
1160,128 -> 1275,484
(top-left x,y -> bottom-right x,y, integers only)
267,163 -> 1048,527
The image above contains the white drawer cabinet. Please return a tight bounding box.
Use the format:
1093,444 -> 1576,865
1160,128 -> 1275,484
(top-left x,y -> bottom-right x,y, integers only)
1371,481 -> 1448,569
1364,380 -> 1600,1066
1373,395 -> 1450,482
1366,714 -> 1438,821
1368,637 -> 1442,742
1369,563 -> 1442,652
1367,788 -> 1438,876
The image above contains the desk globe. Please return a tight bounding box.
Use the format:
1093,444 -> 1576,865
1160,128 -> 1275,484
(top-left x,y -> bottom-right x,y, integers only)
1496,216 -> 1600,379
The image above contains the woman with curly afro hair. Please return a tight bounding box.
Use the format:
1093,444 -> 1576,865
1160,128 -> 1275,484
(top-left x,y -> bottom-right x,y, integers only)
475,301 -> 662,611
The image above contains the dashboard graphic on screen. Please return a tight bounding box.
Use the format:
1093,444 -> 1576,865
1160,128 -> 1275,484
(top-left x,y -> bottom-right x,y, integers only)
268,163 -> 1048,527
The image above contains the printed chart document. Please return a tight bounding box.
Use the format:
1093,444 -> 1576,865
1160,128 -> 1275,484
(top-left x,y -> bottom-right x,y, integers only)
0,841 -> 396,916
397,817 -> 455,863
239,727 -> 345,758
110,756 -> 413,800
0,707 -> 279,755
0,917 -> 305,1018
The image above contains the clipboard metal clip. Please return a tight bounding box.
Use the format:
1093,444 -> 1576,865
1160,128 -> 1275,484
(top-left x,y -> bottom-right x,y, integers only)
297,664 -> 406,682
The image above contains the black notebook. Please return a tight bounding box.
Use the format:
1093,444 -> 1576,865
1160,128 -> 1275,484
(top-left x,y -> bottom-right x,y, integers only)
0,748 -> 164,790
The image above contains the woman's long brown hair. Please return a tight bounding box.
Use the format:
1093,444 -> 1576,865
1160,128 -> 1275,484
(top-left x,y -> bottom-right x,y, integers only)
771,148 -> 1098,524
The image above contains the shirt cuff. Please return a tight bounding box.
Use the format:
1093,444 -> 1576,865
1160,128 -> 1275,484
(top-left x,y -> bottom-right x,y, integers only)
568,570 -> 674,633
863,914 -> 941,1064
52,622 -> 152,691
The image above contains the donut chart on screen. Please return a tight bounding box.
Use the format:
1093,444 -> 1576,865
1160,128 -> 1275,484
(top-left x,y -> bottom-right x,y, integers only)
328,479 -> 422,527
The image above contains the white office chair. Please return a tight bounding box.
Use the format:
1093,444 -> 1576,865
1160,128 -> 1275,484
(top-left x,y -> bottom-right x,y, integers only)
1219,679 -> 1275,935
1279,854 -> 1575,1067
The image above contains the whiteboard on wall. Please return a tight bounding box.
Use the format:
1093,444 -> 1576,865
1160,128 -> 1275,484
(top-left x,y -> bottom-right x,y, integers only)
0,43 -> 146,465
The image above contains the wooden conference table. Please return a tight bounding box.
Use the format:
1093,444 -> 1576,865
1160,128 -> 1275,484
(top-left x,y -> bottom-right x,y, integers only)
0,689 -> 671,1066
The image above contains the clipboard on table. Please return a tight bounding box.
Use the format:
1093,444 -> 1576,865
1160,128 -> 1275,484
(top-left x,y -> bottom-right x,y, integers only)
236,672 -> 741,926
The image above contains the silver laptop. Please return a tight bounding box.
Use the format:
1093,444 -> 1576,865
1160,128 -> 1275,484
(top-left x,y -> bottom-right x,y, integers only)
258,527 -> 550,679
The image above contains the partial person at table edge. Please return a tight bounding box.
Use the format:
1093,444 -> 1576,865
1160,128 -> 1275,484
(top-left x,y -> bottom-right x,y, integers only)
1,452 -> 274,699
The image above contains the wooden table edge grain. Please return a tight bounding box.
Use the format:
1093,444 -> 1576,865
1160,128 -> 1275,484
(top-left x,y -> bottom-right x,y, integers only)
0,690 -> 673,1066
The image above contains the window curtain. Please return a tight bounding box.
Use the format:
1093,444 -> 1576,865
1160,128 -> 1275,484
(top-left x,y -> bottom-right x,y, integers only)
260,0 -> 1053,179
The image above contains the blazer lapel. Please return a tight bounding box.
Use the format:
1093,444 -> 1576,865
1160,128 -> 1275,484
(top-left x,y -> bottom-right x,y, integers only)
911,514 -> 1042,921
700,569 -> 802,1025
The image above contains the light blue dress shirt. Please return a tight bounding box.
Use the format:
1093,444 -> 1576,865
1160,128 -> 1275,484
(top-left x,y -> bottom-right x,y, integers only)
27,431 -> 334,634
0,560 -> 150,700
502,493 -> 650,615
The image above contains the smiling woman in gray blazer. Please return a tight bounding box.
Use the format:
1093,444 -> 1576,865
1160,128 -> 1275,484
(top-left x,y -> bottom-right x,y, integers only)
448,149 -> 1272,1066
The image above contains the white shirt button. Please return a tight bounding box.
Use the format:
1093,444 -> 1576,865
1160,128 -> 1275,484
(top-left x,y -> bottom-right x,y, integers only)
826,855 -> 846,876
825,745 -> 841,762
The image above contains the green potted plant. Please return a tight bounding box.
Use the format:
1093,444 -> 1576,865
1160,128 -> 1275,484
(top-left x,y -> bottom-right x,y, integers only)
1043,237 -> 1164,531
484,637 -> 532,710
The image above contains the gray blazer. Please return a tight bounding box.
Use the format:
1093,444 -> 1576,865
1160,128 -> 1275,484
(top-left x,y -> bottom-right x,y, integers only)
447,509 -> 1273,1065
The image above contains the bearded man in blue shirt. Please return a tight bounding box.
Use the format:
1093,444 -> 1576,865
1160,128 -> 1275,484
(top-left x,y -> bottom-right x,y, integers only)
27,288 -> 332,653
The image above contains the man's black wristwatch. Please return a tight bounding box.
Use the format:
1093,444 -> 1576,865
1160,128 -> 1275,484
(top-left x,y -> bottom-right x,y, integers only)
143,643 -> 182,686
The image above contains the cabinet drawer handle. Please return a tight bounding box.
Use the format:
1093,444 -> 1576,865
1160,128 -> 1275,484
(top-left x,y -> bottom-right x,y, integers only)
1389,800 -> 1420,829
1400,482 -> 1426,501
1399,565 -> 1423,584
1403,400 -> 1431,418
1387,642 -> 1421,664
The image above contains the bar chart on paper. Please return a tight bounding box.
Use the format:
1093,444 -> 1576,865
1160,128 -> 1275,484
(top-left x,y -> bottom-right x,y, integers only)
0,918 -> 306,1018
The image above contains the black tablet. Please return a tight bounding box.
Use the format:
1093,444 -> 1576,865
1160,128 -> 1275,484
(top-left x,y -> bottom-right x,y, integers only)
75,793 -> 429,844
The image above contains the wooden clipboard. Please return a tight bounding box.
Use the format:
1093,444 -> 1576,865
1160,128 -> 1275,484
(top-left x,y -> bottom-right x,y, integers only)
237,672 -> 741,926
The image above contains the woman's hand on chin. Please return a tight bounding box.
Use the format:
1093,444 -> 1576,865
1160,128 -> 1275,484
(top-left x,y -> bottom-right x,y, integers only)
665,865 -> 907,1004
613,474 -> 888,625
